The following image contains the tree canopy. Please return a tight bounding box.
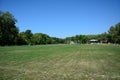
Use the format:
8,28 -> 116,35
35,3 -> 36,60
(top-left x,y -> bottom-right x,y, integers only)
108,23 -> 120,44
0,11 -> 19,46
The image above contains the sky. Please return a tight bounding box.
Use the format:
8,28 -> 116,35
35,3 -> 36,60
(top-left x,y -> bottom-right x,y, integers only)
0,0 -> 120,38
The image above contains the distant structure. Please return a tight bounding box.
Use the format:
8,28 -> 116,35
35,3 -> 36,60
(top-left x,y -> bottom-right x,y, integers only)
100,40 -> 108,44
89,39 -> 99,44
70,41 -> 75,44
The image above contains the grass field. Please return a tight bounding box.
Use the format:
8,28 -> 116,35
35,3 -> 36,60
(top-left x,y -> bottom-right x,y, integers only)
0,44 -> 120,80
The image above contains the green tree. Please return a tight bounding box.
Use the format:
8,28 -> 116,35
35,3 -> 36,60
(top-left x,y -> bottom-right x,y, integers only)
24,30 -> 33,44
32,33 -> 42,44
31,33 -> 52,45
115,23 -> 120,44
0,11 -> 19,46
108,26 -> 117,43
100,32 -> 108,43
16,32 -> 27,45
115,23 -> 120,36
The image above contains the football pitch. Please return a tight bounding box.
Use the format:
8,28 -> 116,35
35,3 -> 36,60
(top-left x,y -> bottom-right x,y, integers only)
0,44 -> 120,80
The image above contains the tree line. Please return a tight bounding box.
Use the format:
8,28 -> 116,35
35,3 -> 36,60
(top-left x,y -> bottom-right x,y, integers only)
64,23 -> 120,44
17,30 -> 65,45
0,11 -> 120,46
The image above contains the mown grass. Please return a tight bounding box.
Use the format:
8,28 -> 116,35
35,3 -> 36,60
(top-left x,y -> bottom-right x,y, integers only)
0,44 -> 120,80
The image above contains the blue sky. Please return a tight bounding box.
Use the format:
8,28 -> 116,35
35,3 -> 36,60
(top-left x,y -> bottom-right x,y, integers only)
0,0 -> 120,38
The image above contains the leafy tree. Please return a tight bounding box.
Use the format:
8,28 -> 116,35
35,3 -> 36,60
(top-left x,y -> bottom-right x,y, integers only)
32,33 -> 41,45
115,23 -> 120,44
0,11 -> 19,46
100,32 -> 108,43
31,33 -> 52,45
115,23 -> 120,36
51,37 -> 65,44
108,26 -> 117,43
24,30 -> 33,44
17,30 -> 33,45
16,32 -> 27,45
107,23 -> 120,44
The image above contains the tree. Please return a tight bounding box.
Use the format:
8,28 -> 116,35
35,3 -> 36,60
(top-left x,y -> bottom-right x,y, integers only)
0,11 -> 19,46
24,30 -> 33,44
115,23 -> 120,44
108,26 -> 117,43
115,23 -> 120,36
17,30 -> 33,45
31,33 -> 52,45
16,32 -> 27,45
107,23 -> 120,44
32,33 -> 41,45
100,32 -> 108,43
51,37 -> 65,44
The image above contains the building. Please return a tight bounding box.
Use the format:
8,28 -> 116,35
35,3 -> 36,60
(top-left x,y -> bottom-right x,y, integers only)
89,39 -> 99,44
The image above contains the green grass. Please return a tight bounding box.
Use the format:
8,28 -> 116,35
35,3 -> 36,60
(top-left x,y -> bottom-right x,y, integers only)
0,44 -> 120,80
